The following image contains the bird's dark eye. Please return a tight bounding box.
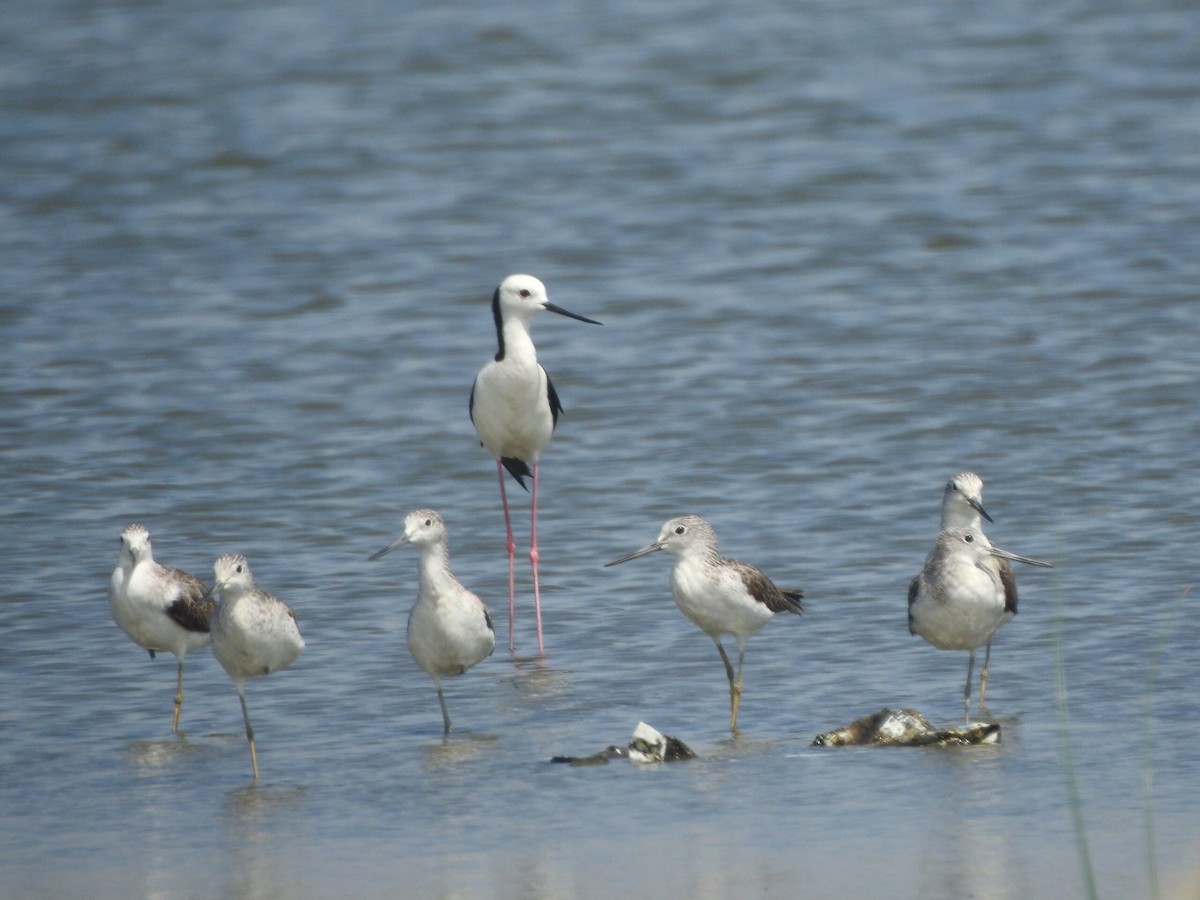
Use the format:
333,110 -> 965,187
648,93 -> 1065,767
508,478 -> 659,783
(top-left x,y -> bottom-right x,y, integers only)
236,564 -> 243,573
964,534 -> 974,543
424,518 -> 432,527
674,526 -> 685,534
518,289 -> 530,298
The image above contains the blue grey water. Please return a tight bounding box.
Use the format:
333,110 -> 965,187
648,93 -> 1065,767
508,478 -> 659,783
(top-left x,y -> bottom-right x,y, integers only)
1,0 -> 1197,896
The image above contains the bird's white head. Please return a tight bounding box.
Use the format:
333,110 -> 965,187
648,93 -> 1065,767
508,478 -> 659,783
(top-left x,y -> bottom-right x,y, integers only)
938,526 -> 995,561
492,273 -> 602,331
404,508 -> 447,549
119,523 -> 152,566
605,514 -> 717,567
368,509 -> 447,561
941,471 -> 992,528
655,515 -> 718,555
211,553 -> 255,594
495,274 -> 550,322
938,526 -> 1052,568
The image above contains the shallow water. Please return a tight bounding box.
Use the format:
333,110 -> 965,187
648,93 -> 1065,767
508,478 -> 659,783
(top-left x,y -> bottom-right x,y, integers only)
2,0 -> 1198,897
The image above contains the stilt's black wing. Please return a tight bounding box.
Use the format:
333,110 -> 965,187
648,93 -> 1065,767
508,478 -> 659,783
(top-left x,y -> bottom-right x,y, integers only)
546,369 -> 563,428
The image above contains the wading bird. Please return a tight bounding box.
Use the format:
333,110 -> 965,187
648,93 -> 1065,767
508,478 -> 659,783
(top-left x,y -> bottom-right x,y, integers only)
469,273 -> 601,655
606,515 -> 803,734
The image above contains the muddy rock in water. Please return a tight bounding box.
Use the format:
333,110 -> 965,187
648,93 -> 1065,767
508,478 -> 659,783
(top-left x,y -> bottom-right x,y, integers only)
812,708 -> 1001,747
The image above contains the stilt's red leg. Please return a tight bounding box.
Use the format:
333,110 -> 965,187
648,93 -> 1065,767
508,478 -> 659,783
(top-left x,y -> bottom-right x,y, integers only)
530,462 -> 544,655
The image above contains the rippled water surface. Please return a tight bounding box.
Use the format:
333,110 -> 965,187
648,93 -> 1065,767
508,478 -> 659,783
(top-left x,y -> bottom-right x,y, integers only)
2,0 -> 1198,897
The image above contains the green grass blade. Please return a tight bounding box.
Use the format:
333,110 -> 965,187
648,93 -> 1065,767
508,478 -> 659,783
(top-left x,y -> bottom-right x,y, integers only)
1054,562 -> 1098,900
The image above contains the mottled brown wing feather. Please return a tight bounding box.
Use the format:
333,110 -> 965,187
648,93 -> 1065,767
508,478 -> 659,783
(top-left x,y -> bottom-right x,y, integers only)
996,557 -> 1018,616
779,589 -> 804,613
165,567 -> 216,633
734,561 -> 804,615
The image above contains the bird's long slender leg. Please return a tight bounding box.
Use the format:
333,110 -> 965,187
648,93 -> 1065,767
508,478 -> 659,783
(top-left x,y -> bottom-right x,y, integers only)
436,681 -> 452,737
496,461 -> 517,654
172,659 -> 185,733
238,689 -> 259,781
714,639 -> 740,734
732,639 -> 748,733
529,461 -> 544,655
979,640 -> 993,711
963,650 -> 976,721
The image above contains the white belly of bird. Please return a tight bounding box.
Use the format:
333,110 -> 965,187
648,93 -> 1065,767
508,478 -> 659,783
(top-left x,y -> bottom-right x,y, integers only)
213,598 -> 303,680
472,363 -> 554,459
407,594 -> 494,679
671,562 -> 774,639
912,564 -> 1009,651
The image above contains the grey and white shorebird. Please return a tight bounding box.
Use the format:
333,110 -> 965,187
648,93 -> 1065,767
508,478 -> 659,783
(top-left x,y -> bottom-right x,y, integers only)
924,471 -> 1034,709
605,515 -> 804,734
469,274 -> 602,656
908,526 -> 1052,716
369,509 -> 496,736
108,524 -> 215,733
207,554 -> 304,781
936,472 -> 1005,706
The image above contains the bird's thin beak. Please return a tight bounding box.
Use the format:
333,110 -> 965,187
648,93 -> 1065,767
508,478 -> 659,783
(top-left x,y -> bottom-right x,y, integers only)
200,582 -> 221,602
368,534 -> 411,561
604,542 -> 663,567
543,301 -> 603,326
990,546 -> 1053,568
969,498 -> 995,524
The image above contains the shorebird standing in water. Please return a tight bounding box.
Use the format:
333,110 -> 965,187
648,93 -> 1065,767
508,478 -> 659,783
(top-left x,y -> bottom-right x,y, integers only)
108,524 -> 215,733
908,526 -> 1051,717
207,554 -> 304,781
605,515 -> 804,734
930,472 -> 1032,707
469,274 -> 602,656
936,472 -> 1006,706
369,509 -> 495,736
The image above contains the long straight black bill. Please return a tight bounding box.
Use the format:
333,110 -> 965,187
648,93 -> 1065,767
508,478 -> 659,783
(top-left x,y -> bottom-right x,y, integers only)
969,498 -> 995,524
543,301 -> 603,326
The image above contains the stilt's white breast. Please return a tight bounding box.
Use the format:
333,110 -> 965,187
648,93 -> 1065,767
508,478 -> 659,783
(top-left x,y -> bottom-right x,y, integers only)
471,360 -> 554,461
